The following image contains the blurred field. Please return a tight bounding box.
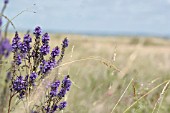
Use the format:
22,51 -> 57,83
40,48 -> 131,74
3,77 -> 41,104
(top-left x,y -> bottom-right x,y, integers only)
1,34 -> 170,113
51,35 -> 170,113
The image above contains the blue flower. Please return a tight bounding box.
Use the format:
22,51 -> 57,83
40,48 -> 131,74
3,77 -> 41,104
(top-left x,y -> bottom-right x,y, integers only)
29,72 -> 38,86
58,75 -> 71,98
62,38 -> 69,48
16,54 -> 22,65
12,32 -> 21,52
50,80 -> 60,97
23,34 -> 32,44
58,101 -> 67,110
40,60 -> 56,74
30,72 -> 37,81
33,26 -> 42,37
62,75 -> 71,91
57,88 -> 66,98
51,46 -> 60,58
42,33 -> 50,44
52,105 -> 58,111
12,76 -> 26,92
19,43 -> 29,53
40,44 -> 50,55
12,75 -> 28,98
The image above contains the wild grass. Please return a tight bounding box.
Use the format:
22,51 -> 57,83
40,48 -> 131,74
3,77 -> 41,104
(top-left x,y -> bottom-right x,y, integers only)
1,34 -> 170,113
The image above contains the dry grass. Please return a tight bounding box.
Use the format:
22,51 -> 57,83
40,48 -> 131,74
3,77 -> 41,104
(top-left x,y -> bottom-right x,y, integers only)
49,34 -> 170,113
1,34 -> 170,113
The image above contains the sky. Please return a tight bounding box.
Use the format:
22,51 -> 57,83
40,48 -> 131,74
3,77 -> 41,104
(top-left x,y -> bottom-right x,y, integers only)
1,0 -> 170,36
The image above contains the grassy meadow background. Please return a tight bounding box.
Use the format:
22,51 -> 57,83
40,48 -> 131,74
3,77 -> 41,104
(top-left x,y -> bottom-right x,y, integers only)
1,34 -> 170,113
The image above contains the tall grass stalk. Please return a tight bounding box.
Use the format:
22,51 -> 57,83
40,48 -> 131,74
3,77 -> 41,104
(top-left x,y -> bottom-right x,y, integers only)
110,78 -> 133,113
123,79 -> 170,113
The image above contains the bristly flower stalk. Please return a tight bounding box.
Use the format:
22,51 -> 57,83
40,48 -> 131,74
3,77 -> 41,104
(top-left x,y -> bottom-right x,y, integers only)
7,26 -> 71,113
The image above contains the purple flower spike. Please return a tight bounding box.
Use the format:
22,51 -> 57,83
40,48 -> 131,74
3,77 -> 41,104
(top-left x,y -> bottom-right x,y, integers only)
19,34 -> 32,54
50,80 -> 60,97
58,75 -> 71,98
51,46 -> 60,58
33,26 -> 42,37
29,72 -> 38,86
58,101 -> 67,110
23,34 -> 32,43
40,44 -> 50,55
62,75 -> 71,91
52,105 -> 58,111
12,75 -> 28,98
12,32 -> 21,52
57,88 -> 66,98
12,76 -> 27,92
62,38 -> 69,48
42,33 -> 50,44
16,54 -> 22,65
30,72 -> 38,81
19,43 -> 29,53
40,60 -> 56,74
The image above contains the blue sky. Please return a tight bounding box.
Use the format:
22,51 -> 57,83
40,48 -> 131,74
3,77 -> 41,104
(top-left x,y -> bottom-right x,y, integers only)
2,0 -> 170,36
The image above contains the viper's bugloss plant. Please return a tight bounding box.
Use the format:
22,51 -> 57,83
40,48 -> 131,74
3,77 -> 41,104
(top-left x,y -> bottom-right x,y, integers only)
31,75 -> 71,113
0,1 -> 72,113
6,26 -> 71,113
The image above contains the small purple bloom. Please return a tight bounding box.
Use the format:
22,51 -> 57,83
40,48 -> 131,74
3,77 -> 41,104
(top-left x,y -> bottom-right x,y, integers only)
62,38 -> 69,48
51,46 -> 60,58
50,80 -> 60,97
40,44 -> 50,55
19,91 -> 25,98
29,72 -> 38,86
30,72 -> 37,81
42,33 -> 50,44
52,105 -> 58,111
62,75 -> 71,91
23,34 -> 32,43
12,32 -> 21,52
33,26 -> 42,37
51,80 -> 60,89
12,75 -> 28,98
40,60 -> 56,74
19,43 -> 29,53
12,76 -> 26,92
58,75 -> 71,98
58,88 -> 66,98
58,101 -> 67,110
19,35 -> 32,53
16,54 -> 22,65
